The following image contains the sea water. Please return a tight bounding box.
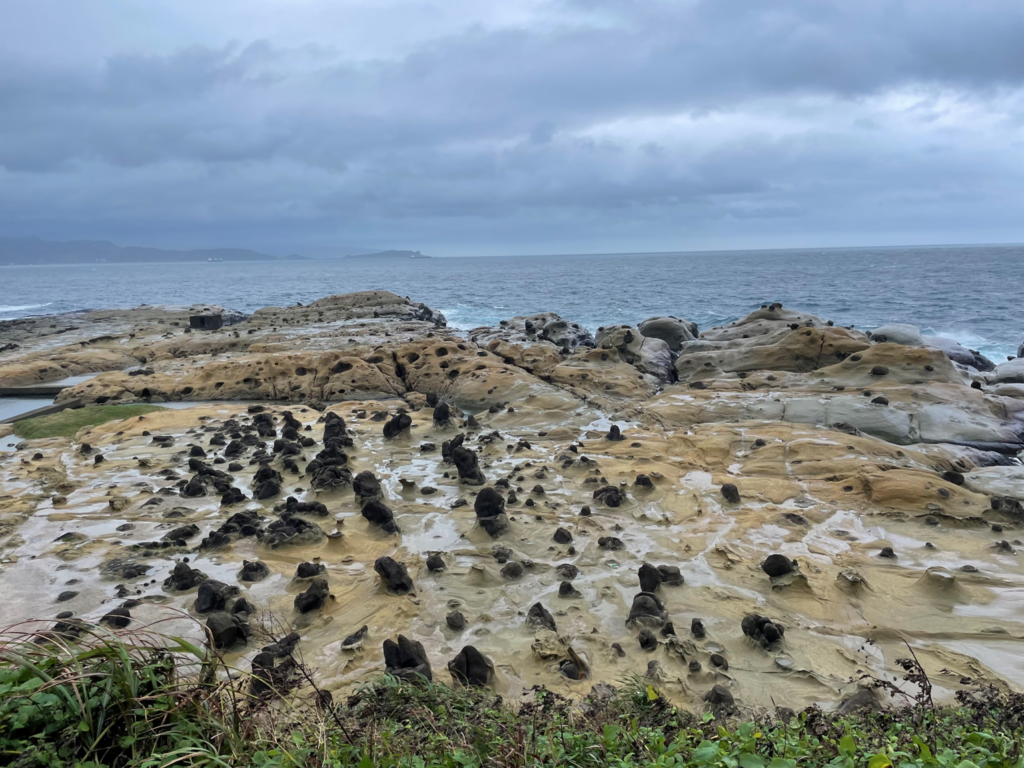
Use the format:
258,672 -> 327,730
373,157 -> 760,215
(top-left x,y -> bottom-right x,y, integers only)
2,244 -> 1021,361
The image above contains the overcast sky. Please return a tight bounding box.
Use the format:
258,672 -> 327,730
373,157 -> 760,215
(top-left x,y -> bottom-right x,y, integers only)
1,0 -> 1022,256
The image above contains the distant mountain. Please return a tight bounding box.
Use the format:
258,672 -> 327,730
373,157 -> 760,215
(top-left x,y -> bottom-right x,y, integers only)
0,237 -> 306,265
344,249 -> 431,260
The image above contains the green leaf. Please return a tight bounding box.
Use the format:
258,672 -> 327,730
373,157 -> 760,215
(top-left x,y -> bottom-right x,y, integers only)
739,753 -> 766,768
912,736 -> 934,761
694,741 -> 720,765
868,754 -> 893,768
839,734 -> 857,755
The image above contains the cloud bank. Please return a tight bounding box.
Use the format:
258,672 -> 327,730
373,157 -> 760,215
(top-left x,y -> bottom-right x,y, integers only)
2,0 -> 1022,254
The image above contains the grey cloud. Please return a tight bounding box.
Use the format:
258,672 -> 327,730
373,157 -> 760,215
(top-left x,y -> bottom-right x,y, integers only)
0,0 -> 1022,253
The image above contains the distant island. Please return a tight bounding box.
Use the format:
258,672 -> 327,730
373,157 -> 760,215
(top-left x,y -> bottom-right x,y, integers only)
344,249 -> 431,260
0,237 -> 306,266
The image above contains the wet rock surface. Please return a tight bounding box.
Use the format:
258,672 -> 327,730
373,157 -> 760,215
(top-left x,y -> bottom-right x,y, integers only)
2,292 -> 1024,715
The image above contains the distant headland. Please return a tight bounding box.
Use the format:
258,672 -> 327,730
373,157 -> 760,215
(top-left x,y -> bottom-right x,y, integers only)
0,237 -> 305,266
343,249 -> 431,260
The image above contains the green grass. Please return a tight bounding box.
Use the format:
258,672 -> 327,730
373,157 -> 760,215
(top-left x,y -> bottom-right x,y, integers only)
1,626 -> 1023,768
13,405 -> 165,439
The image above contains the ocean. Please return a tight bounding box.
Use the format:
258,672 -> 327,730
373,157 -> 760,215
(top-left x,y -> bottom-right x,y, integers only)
2,244 -> 1021,362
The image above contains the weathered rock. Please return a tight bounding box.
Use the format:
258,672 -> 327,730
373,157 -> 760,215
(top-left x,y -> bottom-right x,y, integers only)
638,316 -> 698,351
448,645 -> 495,687
195,580 -> 239,613
553,527 -> 573,544
164,561 -> 208,591
341,625 -> 369,649
474,487 -> 509,536
239,560 -> 270,582
870,323 -> 924,346
383,635 -> 432,681
452,445 -> 486,484
383,412 -> 412,439
762,554 -> 795,578
294,577 -> 330,613
500,561 -> 524,580
627,592 -> 667,627
295,562 -> 326,579
638,563 -> 662,592
703,684 -> 735,712
100,607 -> 131,628
374,556 -> 414,594
361,498 -> 401,534
526,602 -> 557,632
721,483 -> 740,504
593,485 -> 625,507
206,611 -> 250,649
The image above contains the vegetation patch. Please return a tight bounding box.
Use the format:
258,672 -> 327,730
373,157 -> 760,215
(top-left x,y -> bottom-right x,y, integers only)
0,625 -> 1022,767
13,404 -> 165,439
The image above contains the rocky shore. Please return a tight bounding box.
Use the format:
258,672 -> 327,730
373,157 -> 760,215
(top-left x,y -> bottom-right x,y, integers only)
1,290 -> 1023,714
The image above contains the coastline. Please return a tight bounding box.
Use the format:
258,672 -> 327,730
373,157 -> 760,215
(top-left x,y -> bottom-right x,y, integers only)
0,289 -> 1022,718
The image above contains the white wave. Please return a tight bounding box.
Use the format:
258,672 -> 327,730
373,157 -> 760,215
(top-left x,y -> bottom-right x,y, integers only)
0,302 -> 51,313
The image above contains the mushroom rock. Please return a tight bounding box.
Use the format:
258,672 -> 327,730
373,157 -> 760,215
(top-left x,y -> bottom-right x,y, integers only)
761,554 -> 796,578
593,485 -> 625,507
433,401 -> 451,426
703,684 -> 736,713
374,556 -> 414,594
473,487 -> 509,536
639,563 -> 662,592
361,498 -> 401,534
452,445 -> 486,484
294,577 -> 330,613
239,560 -> 270,582
383,412 -> 412,439
626,592 -> 667,628
383,635 -> 432,681
720,483 -> 740,504
353,470 -> 382,500
448,645 -> 495,687
526,602 -> 557,632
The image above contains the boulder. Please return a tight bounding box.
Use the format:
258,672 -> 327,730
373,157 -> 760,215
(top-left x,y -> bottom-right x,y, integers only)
361,499 -> 401,534
989,358 -> 1024,385
294,577 -> 330,613
638,316 -> 698,351
870,323 -> 924,346
448,645 -> 495,687
374,556 -> 414,594
761,554 -> 795,578
593,485 -> 625,507
383,413 -> 412,439
626,592 -> 667,627
383,635 -> 432,681
164,561 -> 207,591
195,580 -> 239,614
924,336 -> 995,371
295,562 -> 326,579
468,312 -> 594,352
474,487 -> 509,536
452,445 -> 486,484
239,560 -> 270,582
526,602 -> 557,632
703,684 -> 735,713
206,611 -> 250,649
638,563 -> 662,592
353,471 -> 382,500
